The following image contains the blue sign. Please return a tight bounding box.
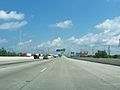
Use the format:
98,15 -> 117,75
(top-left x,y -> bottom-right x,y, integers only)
56,49 -> 61,52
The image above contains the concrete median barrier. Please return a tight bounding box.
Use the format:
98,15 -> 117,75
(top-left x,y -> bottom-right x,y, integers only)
0,56 -> 37,65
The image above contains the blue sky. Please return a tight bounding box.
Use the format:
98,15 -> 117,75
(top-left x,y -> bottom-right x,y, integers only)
0,0 -> 120,54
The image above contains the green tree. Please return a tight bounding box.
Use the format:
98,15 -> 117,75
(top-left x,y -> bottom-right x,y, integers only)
95,50 -> 108,58
0,48 -> 19,56
0,48 -> 7,56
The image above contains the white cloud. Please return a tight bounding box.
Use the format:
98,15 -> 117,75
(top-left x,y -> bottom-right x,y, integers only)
0,21 -> 27,30
68,16 -> 120,46
50,20 -> 73,29
95,16 -> 120,36
18,40 -> 32,46
0,10 -> 27,30
0,38 -> 7,44
13,40 -> 33,52
68,33 -> 99,46
68,36 -> 76,41
95,16 -> 120,45
37,37 -> 63,48
106,35 -> 120,45
0,10 -> 24,20
51,37 -> 63,46
57,16 -> 120,54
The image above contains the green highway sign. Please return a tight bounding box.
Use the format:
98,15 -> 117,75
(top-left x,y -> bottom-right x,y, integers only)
61,48 -> 65,52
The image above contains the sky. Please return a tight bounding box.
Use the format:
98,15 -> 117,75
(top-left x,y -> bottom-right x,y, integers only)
0,0 -> 120,54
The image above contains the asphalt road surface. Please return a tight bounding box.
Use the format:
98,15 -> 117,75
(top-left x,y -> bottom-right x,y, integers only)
0,57 -> 120,90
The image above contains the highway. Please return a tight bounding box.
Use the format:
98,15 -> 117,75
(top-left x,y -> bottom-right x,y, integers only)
0,57 -> 120,90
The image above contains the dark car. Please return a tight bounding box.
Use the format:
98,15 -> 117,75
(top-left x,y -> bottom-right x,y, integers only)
43,55 -> 48,59
33,54 -> 39,59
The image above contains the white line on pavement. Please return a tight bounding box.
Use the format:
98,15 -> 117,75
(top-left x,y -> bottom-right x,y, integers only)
40,68 -> 47,72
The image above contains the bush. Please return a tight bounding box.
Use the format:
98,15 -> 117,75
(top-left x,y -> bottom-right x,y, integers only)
111,55 -> 120,58
95,50 -> 108,58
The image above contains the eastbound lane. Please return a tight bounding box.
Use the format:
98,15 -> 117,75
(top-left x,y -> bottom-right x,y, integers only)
0,57 -> 120,90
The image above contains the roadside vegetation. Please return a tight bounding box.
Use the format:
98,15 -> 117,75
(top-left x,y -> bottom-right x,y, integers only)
94,50 -> 120,58
0,48 -> 19,56
94,50 -> 108,58
70,50 -> 120,59
69,50 -> 120,66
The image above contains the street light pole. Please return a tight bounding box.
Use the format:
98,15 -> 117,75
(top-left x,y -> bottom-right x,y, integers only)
119,39 -> 120,47
19,30 -> 22,43
92,48 -> 94,55
108,45 -> 110,57
19,30 -> 22,56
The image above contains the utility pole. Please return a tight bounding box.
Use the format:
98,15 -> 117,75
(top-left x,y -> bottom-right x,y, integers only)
119,39 -> 120,47
92,48 -> 94,55
108,45 -> 110,57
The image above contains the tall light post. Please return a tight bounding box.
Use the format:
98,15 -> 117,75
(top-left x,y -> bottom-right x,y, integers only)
19,30 -> 22,56
19,30 -> 22,43
92,48 -> 94,55
108,45 -> 110,57
119,39 -> 120,47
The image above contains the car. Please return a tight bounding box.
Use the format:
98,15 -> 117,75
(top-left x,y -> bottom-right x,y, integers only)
43,55 -> 48,59
53,55 -> 59,58
33,54 -> 39,59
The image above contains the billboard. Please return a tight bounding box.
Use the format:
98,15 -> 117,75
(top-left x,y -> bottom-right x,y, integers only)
80,51 -> 88,55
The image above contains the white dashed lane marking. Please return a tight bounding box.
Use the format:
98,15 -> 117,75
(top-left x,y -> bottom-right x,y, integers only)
40,68 -> 47,72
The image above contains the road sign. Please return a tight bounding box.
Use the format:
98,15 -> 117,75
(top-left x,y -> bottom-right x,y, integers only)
71,52 -> 74,54
56,49 -> 61,52
61,49 -> 65,52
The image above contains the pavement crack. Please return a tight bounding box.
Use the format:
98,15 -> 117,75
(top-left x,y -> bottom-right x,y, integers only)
25,80 -> 31,82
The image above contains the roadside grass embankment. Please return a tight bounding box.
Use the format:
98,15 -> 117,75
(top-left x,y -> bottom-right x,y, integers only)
69,56 -> 120,66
